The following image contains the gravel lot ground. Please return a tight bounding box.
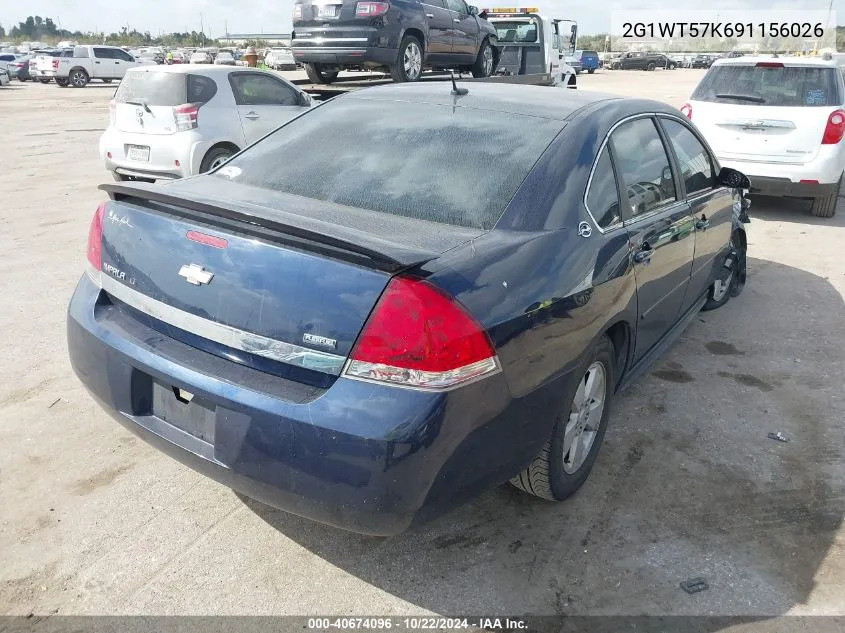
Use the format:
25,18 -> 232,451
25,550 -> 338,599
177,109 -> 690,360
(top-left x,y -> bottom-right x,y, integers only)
1,69 -> 843,620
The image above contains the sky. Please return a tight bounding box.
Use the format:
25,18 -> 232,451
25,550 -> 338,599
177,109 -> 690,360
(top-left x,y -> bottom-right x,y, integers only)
1,0 -> 841,38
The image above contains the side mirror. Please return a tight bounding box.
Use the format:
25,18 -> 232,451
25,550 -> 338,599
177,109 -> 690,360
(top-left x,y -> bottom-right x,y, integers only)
300,92 -> 312,107
468,5 -> 479,16
718,167 -> 751,189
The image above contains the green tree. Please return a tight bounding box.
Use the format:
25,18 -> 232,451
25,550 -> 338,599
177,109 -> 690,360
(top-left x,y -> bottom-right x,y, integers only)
0,23 -> 5,39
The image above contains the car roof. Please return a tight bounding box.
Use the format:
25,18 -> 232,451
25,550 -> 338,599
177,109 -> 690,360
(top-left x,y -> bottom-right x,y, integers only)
712,55 -> 841,68
341,82 -> 625,121
125,64 -> 261,76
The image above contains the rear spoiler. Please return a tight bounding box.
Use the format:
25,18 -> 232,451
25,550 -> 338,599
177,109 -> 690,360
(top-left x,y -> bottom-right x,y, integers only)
99,182 -> 436,272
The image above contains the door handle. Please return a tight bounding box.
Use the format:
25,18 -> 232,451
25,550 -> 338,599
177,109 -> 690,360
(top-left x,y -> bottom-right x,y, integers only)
633,243 -> 653,263
244,111 -> 260,120
695,214 -> 710,230
95,61 -> 100,64
426,13 -> 434,17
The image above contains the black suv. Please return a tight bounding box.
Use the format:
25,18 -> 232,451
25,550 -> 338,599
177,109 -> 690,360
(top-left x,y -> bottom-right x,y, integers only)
612,52 -> 676,71
292,0 -> 498,83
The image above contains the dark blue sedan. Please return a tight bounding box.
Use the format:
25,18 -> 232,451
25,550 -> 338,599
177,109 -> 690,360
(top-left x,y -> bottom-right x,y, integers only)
68,83 -> 750,535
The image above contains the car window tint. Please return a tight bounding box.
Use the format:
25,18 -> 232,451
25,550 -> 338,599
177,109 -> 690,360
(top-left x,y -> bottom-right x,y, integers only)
115,71 -> 187,106
217,99 -> 562,229
115,50 -> 134,62
661,119 -> 715,196
692,64 -> 841,107
586,146 -> 620,229
230,73 -> 298,106
425,0 -> 446,7
446,0 -> 468,14
188,74 -> 218,103
93,47 -> 113,59
610,117 -> 677,217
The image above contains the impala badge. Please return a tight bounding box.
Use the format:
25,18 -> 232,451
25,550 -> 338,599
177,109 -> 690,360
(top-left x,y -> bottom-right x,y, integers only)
178,264 -> 214,285
303,333 -> 337,349
578,222 -> 592,238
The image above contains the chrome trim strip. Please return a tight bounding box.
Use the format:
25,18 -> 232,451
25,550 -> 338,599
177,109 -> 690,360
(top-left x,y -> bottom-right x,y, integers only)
101,276 -> 346,375
292,37 -> 369,43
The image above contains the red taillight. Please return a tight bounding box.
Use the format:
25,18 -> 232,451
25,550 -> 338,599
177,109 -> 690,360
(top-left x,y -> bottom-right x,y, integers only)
756,61 -> 784,68
344,276 -> 499,389
680,102 -> 692,119
293,4 -> 303,19
109,99 -> 116,127
822,109 -> 845,145
87,203 -> 107,279
173,103 -> 200,131
52,59 -> 59,69
356,1 -> 390,17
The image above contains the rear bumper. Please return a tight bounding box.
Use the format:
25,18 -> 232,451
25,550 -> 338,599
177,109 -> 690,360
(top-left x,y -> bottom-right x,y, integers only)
66,274 -> 548,535
99,128 -> 214,179
719,149 -> 845,197
292,46 -> 397,67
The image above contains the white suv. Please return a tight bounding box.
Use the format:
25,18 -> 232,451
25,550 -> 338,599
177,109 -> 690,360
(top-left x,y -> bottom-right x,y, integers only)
681,56 -> 845,218
100,65 -> 312,181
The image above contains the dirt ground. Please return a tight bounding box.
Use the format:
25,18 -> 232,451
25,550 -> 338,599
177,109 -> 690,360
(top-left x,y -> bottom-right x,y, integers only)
0,69 -> 843,621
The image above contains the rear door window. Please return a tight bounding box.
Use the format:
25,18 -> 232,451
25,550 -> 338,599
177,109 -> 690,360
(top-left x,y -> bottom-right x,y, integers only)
692,64 -> 842,107
610,117 -> 677,219
93,47 -> 113,59
586,146 -> 621,229
188,74 -> 218,103
229,73 -> 299,106
216,98 -> 563,229
114,49 -> 135,62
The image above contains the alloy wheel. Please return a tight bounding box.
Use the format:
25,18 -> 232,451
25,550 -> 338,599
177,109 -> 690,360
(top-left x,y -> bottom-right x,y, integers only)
482,45 -> 494,76
404,42 -> 422,80
563,362 -> 606,474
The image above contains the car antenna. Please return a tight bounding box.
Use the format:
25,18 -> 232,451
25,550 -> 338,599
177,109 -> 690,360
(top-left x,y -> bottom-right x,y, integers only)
450,71 -> 468,96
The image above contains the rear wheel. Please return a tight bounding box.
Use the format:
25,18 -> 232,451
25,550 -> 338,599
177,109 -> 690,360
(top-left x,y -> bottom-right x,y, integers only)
668,62 -> 676,70
102,78 -> 112,84
56,78 -> 69,87
304,63 -> 338,85
811,175 -> 841,218
647,62 -> 656,71
69,68 -> 89,88
471,39 -> 495,78
587,68 -> 595,74
390,35 -> 423,83
511,336 -> 615,501
39,78 -> 52,84
200,146 -> 236,173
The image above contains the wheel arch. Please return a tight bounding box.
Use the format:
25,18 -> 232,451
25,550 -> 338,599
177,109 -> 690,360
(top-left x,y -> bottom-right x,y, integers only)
400,27 -> 426,55
199,141 -> 241,173
603,320 -> 634,391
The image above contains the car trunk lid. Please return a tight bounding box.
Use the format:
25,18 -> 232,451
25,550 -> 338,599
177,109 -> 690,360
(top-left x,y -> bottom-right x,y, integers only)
96,179 -> 484,380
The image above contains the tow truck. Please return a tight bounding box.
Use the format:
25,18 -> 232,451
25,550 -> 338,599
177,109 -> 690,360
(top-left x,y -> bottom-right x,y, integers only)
292,7 -> 577,99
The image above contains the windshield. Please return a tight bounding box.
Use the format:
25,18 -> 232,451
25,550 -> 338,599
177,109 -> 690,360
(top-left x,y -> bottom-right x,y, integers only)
115,72 -> 187,106
215,97 -> 562,229
692,64 -> 841,107
494,20 -> 538,43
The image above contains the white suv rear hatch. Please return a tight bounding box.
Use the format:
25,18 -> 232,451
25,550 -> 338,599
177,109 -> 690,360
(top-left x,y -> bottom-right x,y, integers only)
687,60 -> 844,165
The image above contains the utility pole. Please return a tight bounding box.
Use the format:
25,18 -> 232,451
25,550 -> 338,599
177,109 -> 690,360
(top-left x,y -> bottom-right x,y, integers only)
200,12 -> 204,44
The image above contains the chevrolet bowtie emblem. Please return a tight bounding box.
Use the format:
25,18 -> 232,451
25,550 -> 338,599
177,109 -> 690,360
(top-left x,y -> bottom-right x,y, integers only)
178,264 -> 214,285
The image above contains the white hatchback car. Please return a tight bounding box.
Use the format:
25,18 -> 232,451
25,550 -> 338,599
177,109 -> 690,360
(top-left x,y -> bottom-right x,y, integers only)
100,65 -> 313,181
682,56 -> 845,217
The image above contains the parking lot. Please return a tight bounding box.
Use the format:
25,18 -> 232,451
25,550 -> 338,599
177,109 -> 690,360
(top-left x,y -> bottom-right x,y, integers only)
1,68 -> 844,618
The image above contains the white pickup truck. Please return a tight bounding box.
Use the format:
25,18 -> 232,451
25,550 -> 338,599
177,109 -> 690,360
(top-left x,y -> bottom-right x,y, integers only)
37,45 -> 154,87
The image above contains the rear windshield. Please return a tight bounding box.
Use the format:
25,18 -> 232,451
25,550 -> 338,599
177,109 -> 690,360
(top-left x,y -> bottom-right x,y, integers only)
494,21 -> 538,43
692,64 -> 842,107
216,98 -> 562,229
581,51 -> 598,57
115,73 -> 217,106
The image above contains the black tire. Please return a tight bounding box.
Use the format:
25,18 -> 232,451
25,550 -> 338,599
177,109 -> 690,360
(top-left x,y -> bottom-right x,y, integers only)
304,63 -> 338,85
102,78 -> 113,84
390,35 -> 423,83
587,68 -> 595,74
200,146 -> 236,173
56,78 -> 69,87
471,39 -> 495,78
702,234 -> 740,311
39,78 -> 52,84
647,62 -> 656,71
668,63 -> 676,70
511,335 -> 616,501
811,175 -> 841,218
69,68 -> 89,88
